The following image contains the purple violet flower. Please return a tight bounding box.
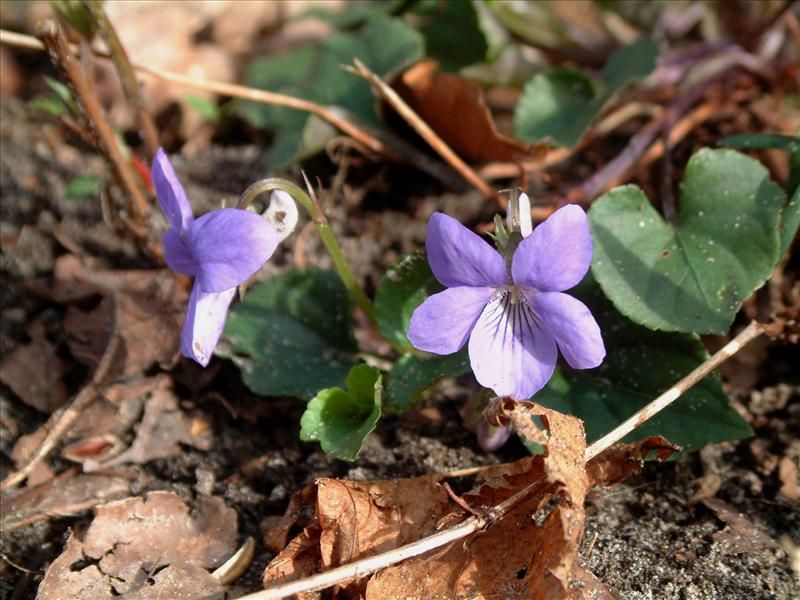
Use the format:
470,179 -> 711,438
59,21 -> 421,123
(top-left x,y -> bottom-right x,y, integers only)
152,148 -> 279,366
408,206 -> 605,399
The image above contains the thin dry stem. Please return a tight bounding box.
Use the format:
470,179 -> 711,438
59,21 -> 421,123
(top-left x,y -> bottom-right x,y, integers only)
87,0 -> 160,159
35,20 -> 150,220
346,58 -> 497,202
0,29 -> 394,161
584,320 -> 764,460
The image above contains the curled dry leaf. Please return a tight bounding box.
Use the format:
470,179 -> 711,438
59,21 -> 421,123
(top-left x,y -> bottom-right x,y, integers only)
263,404 -> 680,599
262,474 -> 450,596
1,471 -> 130,531
392,60 -> 546,164
37,491 -> 237,599
85,375 -> 213,470
368,403 -> 588,600
0,320 -> 67,414
702,498 -> 780,555
586,435 -> 683,488
36,255 -> 186,378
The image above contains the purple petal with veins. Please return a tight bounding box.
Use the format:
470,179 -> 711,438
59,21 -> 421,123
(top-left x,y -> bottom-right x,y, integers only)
152,148 -> 193,234
409,205 -> 604,400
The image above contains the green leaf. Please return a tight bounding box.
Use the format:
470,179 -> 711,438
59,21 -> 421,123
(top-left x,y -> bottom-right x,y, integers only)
222,269 -> 358,399
514,38 -> 657,147
414,0 -> 488,71
589,148 -> 785,334
386,349 -> 470,411
43,76 -> 77,112
300,364 -> 382,460
30,96 -> 66,117
301,0 -> 398,29
65,175 -> 104,201
780,185 -> 800,259
184,94 -> 221,123
719,132 -> 800,194
239,16 -> 423,169
375,250 -> 443,350
536,277 -> 752,454
719,133 -> 799,153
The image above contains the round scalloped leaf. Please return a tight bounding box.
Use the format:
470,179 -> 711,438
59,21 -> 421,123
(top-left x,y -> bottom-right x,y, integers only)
300,364 -> 382,461
589,149 -> 785,334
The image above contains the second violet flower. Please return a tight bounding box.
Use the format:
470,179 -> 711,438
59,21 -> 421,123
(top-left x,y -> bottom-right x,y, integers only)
152,148 -> 279,366
408,204 -> 605,400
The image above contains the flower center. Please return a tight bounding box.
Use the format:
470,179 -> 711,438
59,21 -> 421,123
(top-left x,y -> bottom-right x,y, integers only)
493,285 -> 541,326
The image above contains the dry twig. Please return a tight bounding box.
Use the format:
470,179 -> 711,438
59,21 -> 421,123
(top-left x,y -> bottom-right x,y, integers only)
0,28 -> 394,162
86,0 -> 160,159
35,20 -> 150,221
346,58 -> 498,202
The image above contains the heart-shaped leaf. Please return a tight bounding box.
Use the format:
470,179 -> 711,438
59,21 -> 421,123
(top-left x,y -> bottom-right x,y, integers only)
589,148 -> 786,334
375,250 -> 443,350
221,269 -> 358,399
536,277 -> 752,453
386,349 -> 470,412
300,364 -> 382,461
514,38 -> 658,147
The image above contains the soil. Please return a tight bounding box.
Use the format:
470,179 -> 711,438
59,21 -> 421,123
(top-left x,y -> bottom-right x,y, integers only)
1,90 -> 798,600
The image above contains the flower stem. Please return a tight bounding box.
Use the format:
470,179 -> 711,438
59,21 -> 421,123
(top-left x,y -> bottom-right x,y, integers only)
238,179 -> 376,326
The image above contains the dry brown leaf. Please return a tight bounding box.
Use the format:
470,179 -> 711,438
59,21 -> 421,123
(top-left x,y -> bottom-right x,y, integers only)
10,426 -> 54,486
82,492 -> 237,581
367,404 -> 587,600
37,532 -> 117,600
586,436 -> 683,488
392,60 -> 545,164
703,498 -> 779,555
36,491 -> 238,598
261,483 -> 318,553
40,255 -> 186,378
1,471 -> 130,531
0,322 -> 67,413
263,404 -> 680,600
263,475 -> 449,596
88,375 -> 212,470
569,561 -> 622,599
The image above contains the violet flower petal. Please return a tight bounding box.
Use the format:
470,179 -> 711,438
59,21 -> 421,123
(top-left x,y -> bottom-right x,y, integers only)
181,282 -> 236,366
188,208 -> 279,293
163,228 -> 197,276
468,291 -> 558,399
512,205 -> 593,292
532,291 -> 605,369
152,148 -> 193,233
408,286 -> 496,355
426,212 -> 506,288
